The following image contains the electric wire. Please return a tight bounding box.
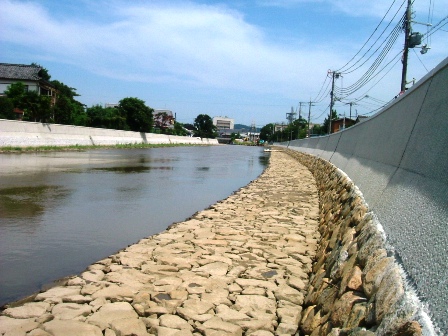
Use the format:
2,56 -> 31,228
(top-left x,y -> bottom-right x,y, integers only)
413,48 -> 429,71
424,15 -> 448,38
338,50 -> 402,100
337,0 -> 407,74
312,74 -> 331,103
336,0 -> 400,72
313,75 -> 332,103
333,22 -> 404,98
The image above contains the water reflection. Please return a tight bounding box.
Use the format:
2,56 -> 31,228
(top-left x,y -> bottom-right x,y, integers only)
89,166 -> 173,173
0,185 -> 69,219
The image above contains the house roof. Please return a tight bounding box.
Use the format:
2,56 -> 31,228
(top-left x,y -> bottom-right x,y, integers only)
0,63 -> 42,81
356,115 -> 369,123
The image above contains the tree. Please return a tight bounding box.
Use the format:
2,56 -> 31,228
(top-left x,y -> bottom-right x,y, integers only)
118,97 -> 153,132
0,96 -> 15,119
193,114 -> 217,138
322,110 -> 338,134
284,117 -> 308,140
171,122 -> 190,136
87,105 -> 127,130
31,63 -> 51,81
260,123 -> 275,142
4,82 -> 51,122
51,80 -> 87,125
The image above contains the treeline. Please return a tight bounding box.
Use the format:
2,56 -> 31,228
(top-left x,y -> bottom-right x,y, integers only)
0,65 -> 193,136
258,110 -> 338,142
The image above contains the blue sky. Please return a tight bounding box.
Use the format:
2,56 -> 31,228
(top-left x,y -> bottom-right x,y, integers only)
1,0 -> 447,126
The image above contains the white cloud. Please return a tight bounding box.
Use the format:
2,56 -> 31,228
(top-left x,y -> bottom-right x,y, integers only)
0,0 -> 445,124
0,0 -> 345,99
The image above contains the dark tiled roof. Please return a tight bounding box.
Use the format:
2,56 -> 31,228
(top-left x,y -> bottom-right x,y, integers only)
0,63 -> 42,80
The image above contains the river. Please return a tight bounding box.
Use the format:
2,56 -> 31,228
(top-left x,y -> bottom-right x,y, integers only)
0,145 -> 269,306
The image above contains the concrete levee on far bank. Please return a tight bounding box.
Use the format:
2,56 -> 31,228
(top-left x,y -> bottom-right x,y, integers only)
279,57 -> 448,334
0,120 -> 219,147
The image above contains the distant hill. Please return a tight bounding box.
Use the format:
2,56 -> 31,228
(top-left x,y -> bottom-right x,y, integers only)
234,124 -> 260,132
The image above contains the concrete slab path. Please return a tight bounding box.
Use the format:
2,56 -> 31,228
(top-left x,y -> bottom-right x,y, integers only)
0,150 -> 320,336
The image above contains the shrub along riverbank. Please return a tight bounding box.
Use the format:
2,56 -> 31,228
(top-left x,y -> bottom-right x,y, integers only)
0,143 -> 209,154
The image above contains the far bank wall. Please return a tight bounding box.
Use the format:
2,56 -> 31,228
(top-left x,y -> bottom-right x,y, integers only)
0,120 -> 219,147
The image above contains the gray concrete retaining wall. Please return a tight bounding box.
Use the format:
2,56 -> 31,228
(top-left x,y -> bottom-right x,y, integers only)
280,57 -> 448,335
0,120 -> 219,147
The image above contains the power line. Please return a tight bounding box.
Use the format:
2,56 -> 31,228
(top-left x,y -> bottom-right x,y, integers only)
337,0 -> 407,74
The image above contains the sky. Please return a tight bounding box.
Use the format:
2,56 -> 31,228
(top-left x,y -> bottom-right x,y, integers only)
1,0 -> 447,127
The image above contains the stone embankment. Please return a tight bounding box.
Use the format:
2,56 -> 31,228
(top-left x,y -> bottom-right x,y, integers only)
284,148 -> 427,336
0,150 -> 321,336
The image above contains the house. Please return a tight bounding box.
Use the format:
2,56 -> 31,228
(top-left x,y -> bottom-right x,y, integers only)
153,109 -> 175,130
0,63 -> 57,106
331,117 -> 356,133
355,115 -> 369,124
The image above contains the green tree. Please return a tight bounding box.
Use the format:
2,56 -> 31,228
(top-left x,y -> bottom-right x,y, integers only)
322,110 -> 338,134
118,97 -> 153,132
4,82 -> 51,122
171,122 -> 189,136
51,80 -> 87,125
284,117 -> 308,140
311,124 -> 325,136
260,123 -> 275,142
0,96 -> 15,119
87,105 -> 127,130
193,114 -> 217,138
31,63 -> 51,81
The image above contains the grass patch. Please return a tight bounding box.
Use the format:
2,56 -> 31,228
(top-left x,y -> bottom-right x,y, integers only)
0,143 -> 207,153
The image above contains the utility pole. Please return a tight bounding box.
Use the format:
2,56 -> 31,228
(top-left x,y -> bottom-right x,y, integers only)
329,70 -> 340,134
401,0 -> 412,93
307,101 -> 315,138
286,107 -> 296,142
298,102 -> 304,121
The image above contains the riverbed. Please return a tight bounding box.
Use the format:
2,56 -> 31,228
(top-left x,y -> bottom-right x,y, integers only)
0,145 -> 268,306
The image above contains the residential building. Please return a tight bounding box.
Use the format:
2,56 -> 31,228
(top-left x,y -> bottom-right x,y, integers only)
274,124 -> 287,132
331,117 -> 356,133
0,63 -> 57,106
154,109 -> 175,129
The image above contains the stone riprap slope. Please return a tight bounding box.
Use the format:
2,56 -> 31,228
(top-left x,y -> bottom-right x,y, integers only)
0,150 -> 320,336
283,148 -> 428,336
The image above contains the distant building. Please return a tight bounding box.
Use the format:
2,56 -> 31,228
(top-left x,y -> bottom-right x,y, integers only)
213,116 -> 234,130
355,115 -> 369,124
105,103 -> 118,108
0,63 -> 57,106
331,117 -> 356,133
154,109 -> 175,130
274,124 -> 287,132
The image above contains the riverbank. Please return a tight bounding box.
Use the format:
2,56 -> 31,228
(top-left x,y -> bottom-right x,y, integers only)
0,142 -> 210,154
0,119 -> 219,148
0,150 -> 320,336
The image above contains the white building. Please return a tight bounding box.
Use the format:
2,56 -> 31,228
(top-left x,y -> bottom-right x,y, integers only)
213,116 -> 234,130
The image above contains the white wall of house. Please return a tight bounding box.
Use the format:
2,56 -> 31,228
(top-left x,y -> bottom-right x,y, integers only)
0,79 -> 39,94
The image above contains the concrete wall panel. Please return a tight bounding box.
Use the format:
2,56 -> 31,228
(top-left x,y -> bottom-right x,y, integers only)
399,64 -> 448,184
374,168 -> 448,332
320,132 -> 340,161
